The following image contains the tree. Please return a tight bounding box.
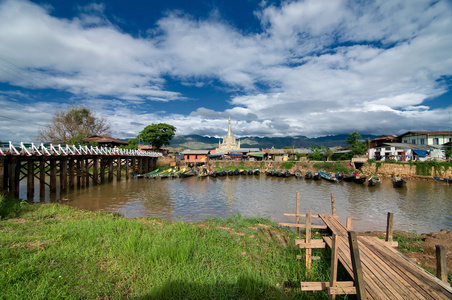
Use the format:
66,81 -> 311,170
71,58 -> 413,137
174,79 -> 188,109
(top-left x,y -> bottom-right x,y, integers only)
120,139 -> 138,150
346,131 -> 366,156
307,145 -> 327,161
39,105 -> 111,144
137,123 -> 176,149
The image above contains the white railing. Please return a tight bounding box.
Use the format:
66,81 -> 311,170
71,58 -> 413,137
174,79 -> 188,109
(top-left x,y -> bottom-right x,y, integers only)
0,142 -> 162,157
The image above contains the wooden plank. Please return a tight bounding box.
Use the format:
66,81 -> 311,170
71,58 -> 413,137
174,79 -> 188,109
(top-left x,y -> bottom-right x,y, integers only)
348,231 -> 366,300
386,212 -> 394,242
278,222 -> 327,229
329,234 -> 338,300
436,245 -> 448,284
362,236 -> 452,299
300,281 -> 354,291
283,213 -> 320,218
295,239 -> 326,248
328,286 -> 357,295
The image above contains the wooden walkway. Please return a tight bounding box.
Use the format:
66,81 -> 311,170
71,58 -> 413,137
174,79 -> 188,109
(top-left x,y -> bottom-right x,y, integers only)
317,214 -> 452,299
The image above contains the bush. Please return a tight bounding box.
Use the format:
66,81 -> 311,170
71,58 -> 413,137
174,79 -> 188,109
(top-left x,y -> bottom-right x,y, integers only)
0,195 -> 29,220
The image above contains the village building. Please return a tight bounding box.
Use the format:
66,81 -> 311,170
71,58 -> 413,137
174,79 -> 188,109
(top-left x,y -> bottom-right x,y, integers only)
216,117 -> 241,152
398,131 -> 452,146
181,150 -> 210,164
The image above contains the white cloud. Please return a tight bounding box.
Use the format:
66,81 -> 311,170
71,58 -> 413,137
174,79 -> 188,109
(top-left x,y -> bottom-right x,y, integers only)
0,0 -> 451,142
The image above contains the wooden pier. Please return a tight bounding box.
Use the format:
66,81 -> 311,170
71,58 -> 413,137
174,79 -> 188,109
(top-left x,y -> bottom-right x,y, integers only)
280,193 -> 452,299
1,142 -> 160,201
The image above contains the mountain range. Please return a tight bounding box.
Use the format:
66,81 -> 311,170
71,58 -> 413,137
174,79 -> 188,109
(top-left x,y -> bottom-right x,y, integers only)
167,134 -> 379,150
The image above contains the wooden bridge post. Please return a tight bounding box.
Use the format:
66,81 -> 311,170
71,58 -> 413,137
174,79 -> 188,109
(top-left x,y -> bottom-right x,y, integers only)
49,159 -> 57,193
436,245 -> 449,284
76,159 -> 81,188
69,158 -> 75,189
116,157 -> 122,181
93,157 -> 99,185
100,158 -> 106,184
60,157 -> 67,194
39,157 -> 46,200
125,157 -> 130,180
85,158 -> 90,187
386,212 -> 394,243
346,217 -> 352,230
80,159 -> 86,188
348,231 -> 366,300
27,160 -> 34,201
108,158 -> 114,182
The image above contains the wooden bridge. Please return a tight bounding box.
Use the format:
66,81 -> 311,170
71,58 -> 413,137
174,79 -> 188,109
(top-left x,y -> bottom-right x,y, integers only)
280,193 -> 452,299
1,142 -> 161,201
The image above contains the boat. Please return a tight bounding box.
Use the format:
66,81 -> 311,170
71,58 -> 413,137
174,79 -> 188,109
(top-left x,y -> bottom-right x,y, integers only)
234,169 -> 240,175
434,176 -> 452,184
179,170 -> 196,178
342,173 -> 355,182
368,175 -> 380,186
217,170 -> 227,176
393,175 -> 407,188
353,175 -> 367,184
240,169 -> 247,175
247,169 -> 253,175
294,169 -> 303,179
313,172 -> 321,180
305,171 -> 312,179
253,169 -> 260,175
319,171 -> 340,183
141,168 -> 159,178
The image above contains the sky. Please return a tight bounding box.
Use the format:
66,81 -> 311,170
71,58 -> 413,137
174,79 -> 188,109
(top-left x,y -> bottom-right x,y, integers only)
0,0 -> 452,143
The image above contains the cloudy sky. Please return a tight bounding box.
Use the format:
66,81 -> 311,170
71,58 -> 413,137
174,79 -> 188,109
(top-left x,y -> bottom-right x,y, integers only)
1,0 -> 451,143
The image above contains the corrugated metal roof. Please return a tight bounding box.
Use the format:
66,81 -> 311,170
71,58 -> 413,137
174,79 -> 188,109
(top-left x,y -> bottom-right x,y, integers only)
85,135 -> 128,144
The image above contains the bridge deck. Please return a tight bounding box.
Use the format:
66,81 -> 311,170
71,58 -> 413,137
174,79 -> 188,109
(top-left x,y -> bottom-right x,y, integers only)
319,214 -> 452,299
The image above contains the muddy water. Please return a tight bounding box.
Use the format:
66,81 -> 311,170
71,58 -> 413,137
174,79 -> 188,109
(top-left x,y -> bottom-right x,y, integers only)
27,175 -> 451,234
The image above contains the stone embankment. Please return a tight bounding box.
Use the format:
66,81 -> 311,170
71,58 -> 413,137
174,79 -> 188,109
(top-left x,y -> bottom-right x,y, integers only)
158,157 -> 452,179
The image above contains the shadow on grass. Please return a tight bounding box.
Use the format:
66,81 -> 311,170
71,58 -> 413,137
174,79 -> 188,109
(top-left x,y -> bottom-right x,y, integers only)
134,276 -> 299,300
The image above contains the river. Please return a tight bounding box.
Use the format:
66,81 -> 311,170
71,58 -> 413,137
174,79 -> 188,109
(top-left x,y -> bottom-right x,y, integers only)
27,174 -> 451,234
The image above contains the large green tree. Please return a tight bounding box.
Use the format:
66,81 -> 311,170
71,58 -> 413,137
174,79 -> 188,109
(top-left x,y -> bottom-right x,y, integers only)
39,105 -> 111,144
137,123 -> 176,149
346,131 -> 367,156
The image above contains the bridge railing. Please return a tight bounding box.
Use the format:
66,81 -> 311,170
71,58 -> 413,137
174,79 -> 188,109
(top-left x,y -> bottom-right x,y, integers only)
0,142 -> 162,157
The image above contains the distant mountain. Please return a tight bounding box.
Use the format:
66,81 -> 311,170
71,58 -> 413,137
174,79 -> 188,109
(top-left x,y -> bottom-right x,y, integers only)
168,134 -> 379,150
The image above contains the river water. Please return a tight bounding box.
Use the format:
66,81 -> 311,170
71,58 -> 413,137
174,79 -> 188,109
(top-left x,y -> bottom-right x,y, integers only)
26,174 -> 451,234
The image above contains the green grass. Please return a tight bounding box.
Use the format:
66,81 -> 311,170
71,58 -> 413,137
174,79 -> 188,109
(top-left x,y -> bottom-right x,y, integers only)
0,197 -> 347,299
393,231 -> 424,253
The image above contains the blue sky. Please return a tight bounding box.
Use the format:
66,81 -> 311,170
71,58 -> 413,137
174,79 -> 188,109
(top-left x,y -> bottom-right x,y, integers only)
1,0 -> 451,143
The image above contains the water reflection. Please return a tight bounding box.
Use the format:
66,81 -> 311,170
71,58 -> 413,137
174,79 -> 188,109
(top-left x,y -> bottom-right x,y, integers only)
22,175 -> 451,234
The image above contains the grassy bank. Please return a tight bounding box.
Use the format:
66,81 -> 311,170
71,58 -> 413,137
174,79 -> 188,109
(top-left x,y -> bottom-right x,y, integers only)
0,195 -> 347,299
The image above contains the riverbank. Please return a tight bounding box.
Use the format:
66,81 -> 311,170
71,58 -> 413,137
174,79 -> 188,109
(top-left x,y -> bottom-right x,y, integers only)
1,196 -> 450,298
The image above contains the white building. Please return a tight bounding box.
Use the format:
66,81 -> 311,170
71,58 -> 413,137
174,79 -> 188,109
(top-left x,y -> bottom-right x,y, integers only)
216,117 -> 241,152
398,131 -> 452,146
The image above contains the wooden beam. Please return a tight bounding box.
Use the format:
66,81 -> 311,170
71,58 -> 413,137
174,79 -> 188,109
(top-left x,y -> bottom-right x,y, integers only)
283,213 -> 320,218
295,239 -> 326,249
331,193 -> 336,216
386,212 -> 394,243
278,223 -> 327,229
300,281 -> 355,291
329,234 -> 338,300
436,245 -> 449,284
296,192 -> 300,234
348,231 -> 366,300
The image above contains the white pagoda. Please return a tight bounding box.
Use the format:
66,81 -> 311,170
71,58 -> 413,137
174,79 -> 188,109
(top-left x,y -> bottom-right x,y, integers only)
217,117 -> 240,152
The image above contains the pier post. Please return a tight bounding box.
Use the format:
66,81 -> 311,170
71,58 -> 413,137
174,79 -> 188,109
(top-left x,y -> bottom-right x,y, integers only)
346,217 -> 352,230
49,159 -> 57,193
39,157 -> 46,200
329,234 -> 339,300
27,160 -> 34,201
116,157 -> 122,181
386,212 -> 394,243
306,210 -> 312,270
331,193 -> 336,216
69,158 -> 75,189
84,158 -> 90,187
108,158 -> 114,182
60,157 -> 67,194
436,245 -> 448,284
80,159 -> 86,188
93,158 -> 99,185
76,159 -> 81,188
125,157 -> 130,180
296,192 -> 300,233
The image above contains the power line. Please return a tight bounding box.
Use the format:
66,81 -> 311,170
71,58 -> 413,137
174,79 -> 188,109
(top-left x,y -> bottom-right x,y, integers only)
0,57 -> 61,90
0,114 -> 46,127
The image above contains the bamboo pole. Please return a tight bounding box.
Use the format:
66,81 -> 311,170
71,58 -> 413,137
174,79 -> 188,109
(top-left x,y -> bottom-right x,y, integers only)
331,193 -> 336,216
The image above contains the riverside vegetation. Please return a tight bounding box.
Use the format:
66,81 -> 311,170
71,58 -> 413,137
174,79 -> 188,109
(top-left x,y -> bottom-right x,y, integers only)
0,195 -> 345,299
1,195 -> 450,299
